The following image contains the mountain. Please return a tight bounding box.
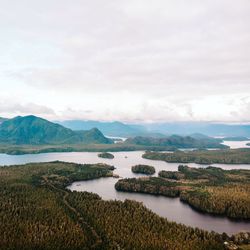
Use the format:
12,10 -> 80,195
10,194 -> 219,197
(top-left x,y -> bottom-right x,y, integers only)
142,122 -> 250,137
58,120 -> 250,138
76,128 -> 113,144
58,120 -> 165,138
0,115 -> 112,145
125,135 -> 227,149
0,117 -> 8,124
222,136 -> 249,141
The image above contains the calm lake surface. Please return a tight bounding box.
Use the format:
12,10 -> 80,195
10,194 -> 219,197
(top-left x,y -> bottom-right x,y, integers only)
1,150 -> 250,234
222,140 -> 250,149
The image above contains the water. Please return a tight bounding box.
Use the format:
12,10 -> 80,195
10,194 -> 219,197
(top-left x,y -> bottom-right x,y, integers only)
222,140 -> 250,149
1,151 -> 250,234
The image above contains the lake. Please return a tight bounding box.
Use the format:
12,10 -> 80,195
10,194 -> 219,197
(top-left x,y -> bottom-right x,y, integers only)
1,150 -> 250,234
222,140 -> 250,149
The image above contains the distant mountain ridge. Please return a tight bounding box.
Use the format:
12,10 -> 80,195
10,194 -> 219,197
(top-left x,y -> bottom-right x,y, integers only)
58,120 -> 250,137
0,115 -> 112,145
58,120 -> 165,137
142,122 -> 250,137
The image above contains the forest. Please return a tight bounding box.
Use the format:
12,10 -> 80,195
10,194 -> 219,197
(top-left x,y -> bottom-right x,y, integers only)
115,166 -> 250,219
98,152 -> 114,159
0,161 -> 239,249
143,149 -> 250,164
125,135 -> 227,149
131,164 -> 156,175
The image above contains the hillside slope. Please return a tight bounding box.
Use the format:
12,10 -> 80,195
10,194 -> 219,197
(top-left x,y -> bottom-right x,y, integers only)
58,120 -> 165,137
0,115 -> 112,145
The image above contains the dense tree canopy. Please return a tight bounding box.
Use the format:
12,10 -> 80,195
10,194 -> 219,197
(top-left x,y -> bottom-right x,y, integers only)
131,164 -> 156,175
143,149 -> 250,164
0,161 -> 229,249
116,165 -> 250,219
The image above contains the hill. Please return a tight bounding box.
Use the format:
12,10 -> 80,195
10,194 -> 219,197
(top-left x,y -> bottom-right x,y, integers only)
0,115 -> 112,145
142,122 -> 250,137
125,135 -> 227,149
222,136 -> 249,141
0,117 -> 8,124
58,120 -> 165,137
58,120 -> 250,138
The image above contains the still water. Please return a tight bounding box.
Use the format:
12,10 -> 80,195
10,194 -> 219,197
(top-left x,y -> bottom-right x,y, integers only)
1,150 -> 250,234
222,140 -> 250,149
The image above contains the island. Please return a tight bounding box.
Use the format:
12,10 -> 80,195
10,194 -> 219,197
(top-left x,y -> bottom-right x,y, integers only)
125,135 -> 227,149
0,161 -> 239,249
131,164 -> 155,175
98,152 -> 115,159
115,165 -> 250,220
142,149 -> 250,164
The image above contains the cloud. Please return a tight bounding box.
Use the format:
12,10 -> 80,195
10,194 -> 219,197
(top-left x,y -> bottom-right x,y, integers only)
0,0 -> 250,122
0,102 -> 55,118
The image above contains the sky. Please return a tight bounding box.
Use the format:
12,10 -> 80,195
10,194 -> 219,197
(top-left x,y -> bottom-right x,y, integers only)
0,0 -> 250,123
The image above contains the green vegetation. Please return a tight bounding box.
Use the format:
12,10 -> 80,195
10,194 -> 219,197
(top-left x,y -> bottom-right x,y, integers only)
180,184 -> 250,219
98,152 -> 114,159
143,148 -> 250,164
0,161 -> 229,249
0,116 -> 8,123
0,115 -> 113,145
115,177 -> 186,197
159,170 -> 185,180
115,166 -> 250,219
68,192 -> 224,250
125,135 -> 227,149
131,164 -> 156,175
0,161 -> 114,249
0,143 -> 180,155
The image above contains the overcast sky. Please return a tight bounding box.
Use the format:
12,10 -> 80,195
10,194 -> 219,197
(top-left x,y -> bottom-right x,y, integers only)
0,0 -> 250,123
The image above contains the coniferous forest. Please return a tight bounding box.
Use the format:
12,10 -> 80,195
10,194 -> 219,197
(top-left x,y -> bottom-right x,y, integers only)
0,161 -> 238,250
115,165 -> 250,219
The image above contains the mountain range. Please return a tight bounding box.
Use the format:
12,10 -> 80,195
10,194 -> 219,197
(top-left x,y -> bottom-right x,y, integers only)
142,122 -> 250,137
57,120 -> 164,137
58,120 -> 250,138
0,116 -> 112,145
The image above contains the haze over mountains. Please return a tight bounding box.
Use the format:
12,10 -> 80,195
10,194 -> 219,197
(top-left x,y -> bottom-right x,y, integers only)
57,120 -> 164,138
59,120 -> 250,138
1,116 -> 249,146
0,115 -> 229,150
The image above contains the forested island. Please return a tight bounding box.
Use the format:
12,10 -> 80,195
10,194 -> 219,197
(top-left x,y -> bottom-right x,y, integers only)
98,152 -> 114,159
131,164 -> 156,175
125,135 -> 227,149
0,161 -> 238,249
115,165 -> 250,219
143,149 -> 250,164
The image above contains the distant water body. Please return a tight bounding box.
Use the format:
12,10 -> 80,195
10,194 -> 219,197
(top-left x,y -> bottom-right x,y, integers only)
0,149 -> 250,234
222,140 -> 250,149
